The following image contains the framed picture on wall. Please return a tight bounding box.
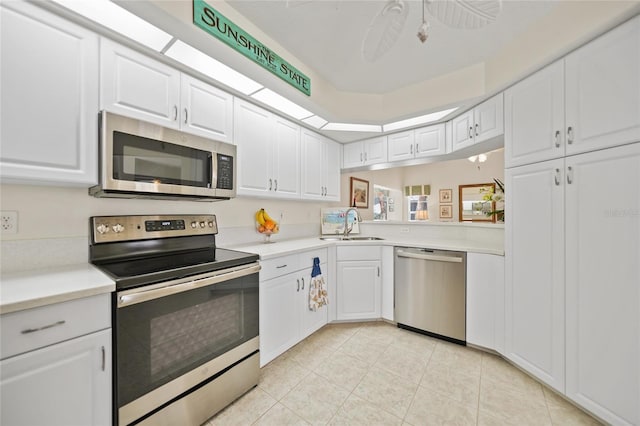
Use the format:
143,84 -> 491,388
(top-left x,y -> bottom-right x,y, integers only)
439,189 -> 452,203
350,177 -> 369,208
440,204 -> 453,219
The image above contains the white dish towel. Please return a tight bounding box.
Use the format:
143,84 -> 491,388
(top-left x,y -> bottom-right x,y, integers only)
309,257 -> 328,311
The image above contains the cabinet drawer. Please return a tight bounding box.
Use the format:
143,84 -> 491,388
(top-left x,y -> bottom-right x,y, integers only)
299,248 -> 328,270
1,294 -> 110,360
260,254 -> 300,281
337,246 -> 381,261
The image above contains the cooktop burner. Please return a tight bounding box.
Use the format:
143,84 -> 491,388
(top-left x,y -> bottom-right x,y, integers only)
89,215 -> 259,291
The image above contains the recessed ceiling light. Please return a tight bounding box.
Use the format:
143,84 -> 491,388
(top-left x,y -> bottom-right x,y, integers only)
322,123 -> 382,132
51,0 -> 173,51
165,41 -> 263,95
383,107 -> 459,132
302,116 -> 329,129
251,89 -> 314,120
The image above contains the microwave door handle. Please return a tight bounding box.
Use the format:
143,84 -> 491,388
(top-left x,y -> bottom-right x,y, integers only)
117,263 -> 261,308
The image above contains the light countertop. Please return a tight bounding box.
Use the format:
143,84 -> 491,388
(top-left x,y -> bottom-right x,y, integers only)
0,264 -> 115,315
0,234 -> 501,315
228,235 -> 504,260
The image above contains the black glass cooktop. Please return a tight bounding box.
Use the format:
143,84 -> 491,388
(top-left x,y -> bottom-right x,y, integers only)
94,247 -> 258,291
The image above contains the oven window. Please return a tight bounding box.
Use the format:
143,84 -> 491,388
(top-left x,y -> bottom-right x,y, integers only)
115,273 -> 259,407
112,131 -> 212,188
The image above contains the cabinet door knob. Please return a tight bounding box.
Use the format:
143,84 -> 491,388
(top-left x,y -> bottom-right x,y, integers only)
360,153 -> 363,162
567,126 -> 574,145
567,166 -> 574,184
410,144 -> 413,154
554,168 -> 561,186
301,277 -> 305,290
364,152 -> 367,161
274,179 -> 278,191
297,279 -> 300,292
173,105 -> 178,121
184,108 -> 188,124
555,130 -> 561,148
468,126 -> 473,139
475,123 -> 479,136
101,346 -> 106,371
269,178 -> 273,191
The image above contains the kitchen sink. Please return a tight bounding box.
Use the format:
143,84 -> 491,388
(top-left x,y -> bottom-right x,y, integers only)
319,236 -> 384,241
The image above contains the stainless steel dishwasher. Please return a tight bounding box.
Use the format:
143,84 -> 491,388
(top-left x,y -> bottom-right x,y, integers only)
394,247 -> 466,345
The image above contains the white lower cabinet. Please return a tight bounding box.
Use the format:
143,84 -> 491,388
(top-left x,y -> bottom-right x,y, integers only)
1,330 -> 111,426
381,246 -> 395,321
505,158 -> 565,393
466,253 -> 505,354
0,294 -> 112,426
506,142 -> 640,423
336,246 -> 381,321
564,143 -> 640,425
259,249 -> 328,366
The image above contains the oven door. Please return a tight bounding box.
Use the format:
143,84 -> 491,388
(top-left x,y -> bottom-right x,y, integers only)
114,263 -> 260,426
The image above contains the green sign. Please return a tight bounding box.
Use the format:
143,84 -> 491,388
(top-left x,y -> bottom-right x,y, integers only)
193,0 -> 311,96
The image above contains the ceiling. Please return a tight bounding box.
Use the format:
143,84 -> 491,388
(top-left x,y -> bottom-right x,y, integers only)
227,0 -> 559,94
113,0 -> 638,143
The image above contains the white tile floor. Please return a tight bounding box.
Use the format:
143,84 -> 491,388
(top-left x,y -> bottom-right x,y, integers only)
204,322 -> 601,425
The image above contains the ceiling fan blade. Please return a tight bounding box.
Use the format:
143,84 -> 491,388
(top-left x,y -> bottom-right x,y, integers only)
361,0 -> 409,62
426,0 -> 502,29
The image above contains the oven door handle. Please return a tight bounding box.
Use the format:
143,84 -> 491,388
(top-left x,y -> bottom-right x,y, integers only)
117,263 -> 261,308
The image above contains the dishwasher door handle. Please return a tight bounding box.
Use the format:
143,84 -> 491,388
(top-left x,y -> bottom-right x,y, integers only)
396,250 -> 463,263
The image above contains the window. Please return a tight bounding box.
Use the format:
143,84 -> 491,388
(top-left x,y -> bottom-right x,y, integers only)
408,195 -> 429,221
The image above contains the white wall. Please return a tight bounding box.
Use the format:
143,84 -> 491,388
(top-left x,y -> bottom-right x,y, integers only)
0,184 -> 325,241
340,149 -> 505,222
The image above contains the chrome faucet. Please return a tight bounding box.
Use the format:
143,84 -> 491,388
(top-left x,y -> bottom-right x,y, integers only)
343,207 -> 362,237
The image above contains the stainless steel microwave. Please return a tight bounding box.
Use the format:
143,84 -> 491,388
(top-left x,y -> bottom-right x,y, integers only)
90,111 -> 235,201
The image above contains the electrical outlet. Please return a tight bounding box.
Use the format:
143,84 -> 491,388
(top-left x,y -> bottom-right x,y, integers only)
1,211 -> 18,234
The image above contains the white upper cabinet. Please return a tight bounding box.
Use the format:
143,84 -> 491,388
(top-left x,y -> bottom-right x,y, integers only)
388,124 -> 446,162
343,137 -> 388,168
505,61 -> 565,168
234,99 -> 300,199
234,99 -> 274,197
0,1 -> 99,186
387,130 -> 416,161
506,16 -> 639,167
101,39 -> 233,143
273,116 -> 301,198
180,74 -> 234,143
451,110 -> 475,152
565,143 -> 640,426
343,142 -> 366,169
301,129 -> 340,201
565,15 -> 640,156
452,94 -> 504,152
101,38 -> 180,126
415,124 -> 447,157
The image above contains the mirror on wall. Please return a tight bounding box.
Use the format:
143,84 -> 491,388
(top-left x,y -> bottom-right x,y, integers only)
372,184 -> 402,221
458,183 -> 496,222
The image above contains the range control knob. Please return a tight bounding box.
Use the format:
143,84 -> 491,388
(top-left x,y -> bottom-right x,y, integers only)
112,224 -> 125,233
191,221 -> 198,229
199,221 -> 206,228
96,224 -> 109,234
208,221 -> 214,228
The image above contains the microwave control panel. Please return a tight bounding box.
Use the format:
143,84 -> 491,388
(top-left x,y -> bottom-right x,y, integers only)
216,154 -> 233,190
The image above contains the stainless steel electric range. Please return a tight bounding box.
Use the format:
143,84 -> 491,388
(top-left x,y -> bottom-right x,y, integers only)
89,215 -> 260,426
